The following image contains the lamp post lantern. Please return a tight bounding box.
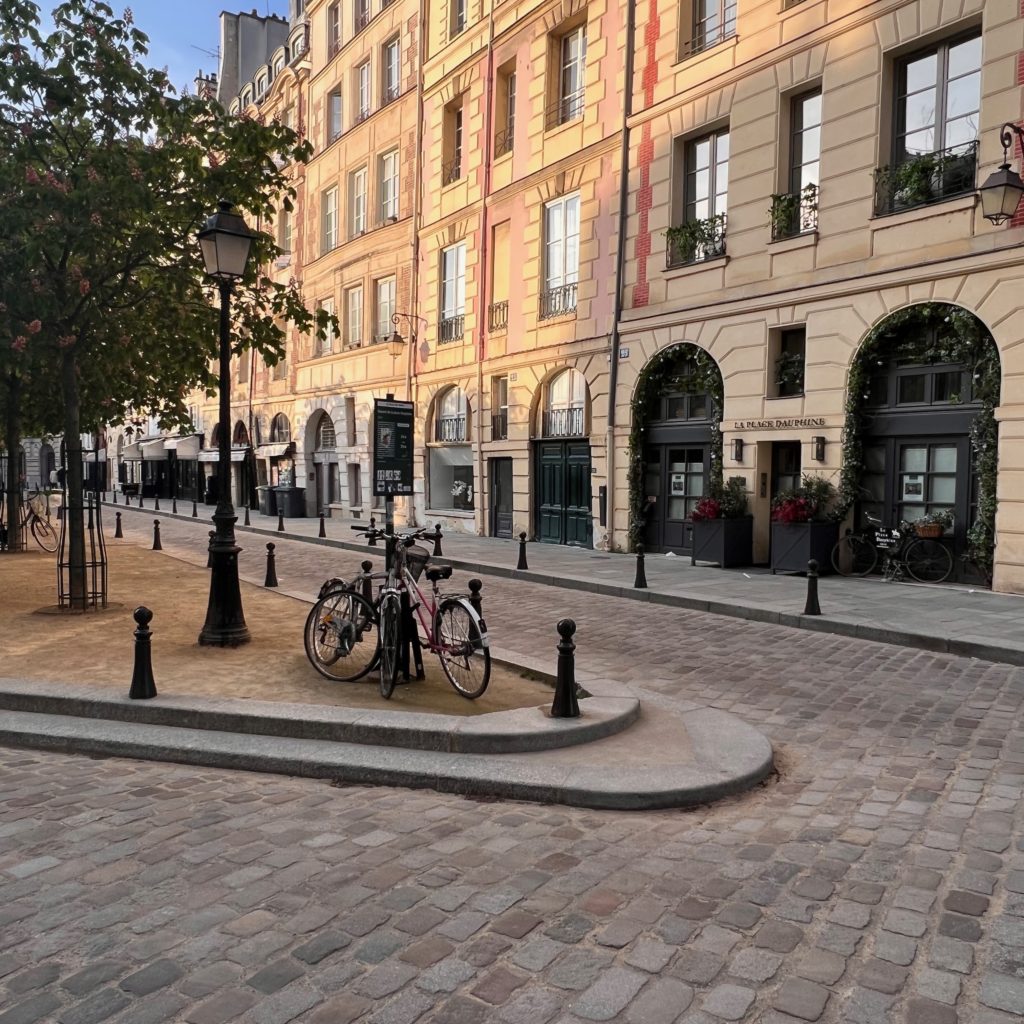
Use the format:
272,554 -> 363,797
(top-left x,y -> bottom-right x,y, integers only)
197,200 -> 254,647
979,123 -> 1024,225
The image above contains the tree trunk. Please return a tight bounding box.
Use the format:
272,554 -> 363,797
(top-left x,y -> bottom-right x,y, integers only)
61,350 -> 86,609
3,374 -> 23,553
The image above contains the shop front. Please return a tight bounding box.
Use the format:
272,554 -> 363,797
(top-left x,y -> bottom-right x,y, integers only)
164,434 -> 203,501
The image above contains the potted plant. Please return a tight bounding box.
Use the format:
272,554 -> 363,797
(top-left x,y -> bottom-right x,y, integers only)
665,213 -> 727,267
912,508 -> 953,539
770,474 -> 839,574
691,477 -> 753,568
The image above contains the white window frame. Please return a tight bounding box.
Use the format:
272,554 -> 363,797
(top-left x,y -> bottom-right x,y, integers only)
319,297 -> 336,355
379,150 -> 399,221
450,0 -> 466,36
327,2 -> 341,55
441,243 -> 466,319
328,88 -> 343,142
278,206 -> 292,253
345,285 -> 363,346
350,167 -> 367,236
544,193 -> 580,291
375,277 -> 396,340
383,37 -> 400,99
559,26 -> 587,118
357,60 -> 371,118
322,186 -> 338,253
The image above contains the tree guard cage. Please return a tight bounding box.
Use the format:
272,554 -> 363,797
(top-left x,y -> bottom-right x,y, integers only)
58,445 -> 108,609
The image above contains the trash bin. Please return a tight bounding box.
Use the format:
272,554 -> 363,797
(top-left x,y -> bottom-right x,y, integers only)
258,485 -> 276,517
273,486 -> 305,518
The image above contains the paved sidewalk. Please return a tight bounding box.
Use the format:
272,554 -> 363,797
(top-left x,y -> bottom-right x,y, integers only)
110,500 -> 1024,665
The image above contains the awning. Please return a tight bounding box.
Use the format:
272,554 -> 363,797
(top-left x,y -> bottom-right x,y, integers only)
197,447 -> 249,464
256,442 -> 294,459
140,439 -> 166,461
122,442 -> 142,461
164,434 -> 202,459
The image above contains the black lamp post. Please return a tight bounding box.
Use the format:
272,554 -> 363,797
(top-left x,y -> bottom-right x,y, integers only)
979,123 -> 1024,225
197,200 -> 254,647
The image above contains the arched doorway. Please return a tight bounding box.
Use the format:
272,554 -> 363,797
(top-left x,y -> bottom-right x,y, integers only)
628,344 -> 724,554
309,411 -> 338,515
428,387 -> 474,512
841,303 -> 999,584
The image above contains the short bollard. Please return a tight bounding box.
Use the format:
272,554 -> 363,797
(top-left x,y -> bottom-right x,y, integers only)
432,524 -> 443,557
468,578 -> 483,618
129,606 -> 157,700
551,618 -> 580,719
804,559 -> 822,616
361,560 -> 374,604
154,495 -> 160,512
277,511 -> 285,533
206,531 -> 215,569
172,496 -> 177,514
138,492 -> 144,508
243,504 -> 250,527
516,531 -> 529,571
634,543 -> 648,589
265,542 -> 279,587
112,490 -> 118,505
114,511 -> 123,539
368,516 -> 377,546
191,498 -> 198,518
318,513 -> 326,538
152,519 -> 162,551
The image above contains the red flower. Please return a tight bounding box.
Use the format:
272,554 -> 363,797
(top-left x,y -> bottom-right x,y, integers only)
26,319 -> 42,334
11,336 -> 27,353
79,279 -> 91,295
691,497 -> 722,522
25,166 -> 40,184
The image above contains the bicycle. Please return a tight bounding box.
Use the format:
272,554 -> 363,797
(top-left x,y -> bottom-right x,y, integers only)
0,490 -> 58,552
831,513 -> 953,584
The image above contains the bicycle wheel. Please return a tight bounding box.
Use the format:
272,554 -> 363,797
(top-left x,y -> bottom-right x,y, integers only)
378,592 -> 402,700
830,534 -> 876,577
304,591 -> 378,682
904,538 -> 953,584
435,599 -> 490,699
30,516 -> 59,553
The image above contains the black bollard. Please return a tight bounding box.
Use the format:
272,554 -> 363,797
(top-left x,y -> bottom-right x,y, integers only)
114,511 -> 123,539
152,519 -> 162,551
361,560 -> 374,604
172,496 -> 177,514
468,578 -> 483,618
191,498 -> 198,518
138,492 -> 144,508
277,511 -> 285,533
206,531 -> 215,569
112,490 -> 117,505
368,515 -> 377,546
551,619 -> 580,719
128,606 -> 157,700
319,513 -> 326,538
432,524 -> 443,557
516,531 -> 529,571
265,542 -> 279,587
243,503 -> 250,527
804,559 -> 822,616
634,543 -> 648,589
154,495 -> 160,511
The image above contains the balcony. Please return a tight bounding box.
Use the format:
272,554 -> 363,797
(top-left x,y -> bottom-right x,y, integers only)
381,84 -> 400,108
354,9 -> 370,33
435,415 -> 467,443
666,214 -> 727,268
874,141 -> 978,216
680,4 -> 737,58
545,89 -> 584,130
543,406 -> 585,438
539,282 -> 578,320
438,314 -> 465,344
442,157 -> 462,186
488,300 -> 508,333
493,125 -> 514,158
769,184 -> 818,241
354,108 -> 370,126
491,411 -> 508,441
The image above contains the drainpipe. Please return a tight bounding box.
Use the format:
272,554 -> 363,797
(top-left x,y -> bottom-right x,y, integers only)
605,0 -> 638,550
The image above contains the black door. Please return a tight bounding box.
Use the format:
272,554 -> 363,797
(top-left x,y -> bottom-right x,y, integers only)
642,444 -> 709,554
536,441 -> 592,546
489,458 -> 513,538
771,441 -> 802,499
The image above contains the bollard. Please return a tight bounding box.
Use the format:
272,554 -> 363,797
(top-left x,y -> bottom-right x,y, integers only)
804,559 -> 822,616
138,492 -> 144,508
152,519 -> 162,551
277,511 -> 285,533
551,618 -> 580,719
516,531 -> 529,571
207,531 -> 215,569
112,490 -> 117,505
634,543 -> 648,589
128,606 -> 158,700
154,495 -> 160,512
114,511 -> 123,539
243,503 -> 250,527
319,513 -> 326,538
361,559 -> 374,604
172,496 -> 177,514
265,542 -> 279,587
468,578 -> 483,618
368,515 -> 377,546
432,524 -> 443,557
191,498 -> 198,518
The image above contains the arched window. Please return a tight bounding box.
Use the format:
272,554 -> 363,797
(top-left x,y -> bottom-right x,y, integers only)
233,421 -> 250,446
434,387 -> 469,443
429,387 -> 473,511
211,422 -> 223,446
315,413 -> 336,450
270,413 -> 291,443
543,369 -> 587,437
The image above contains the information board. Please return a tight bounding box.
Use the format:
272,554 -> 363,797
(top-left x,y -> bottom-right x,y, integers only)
372,398 -> 414,497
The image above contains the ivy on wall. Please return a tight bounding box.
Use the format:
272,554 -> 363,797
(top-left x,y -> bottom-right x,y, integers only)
627,343 -> 724,550
836,302 -> 1000,577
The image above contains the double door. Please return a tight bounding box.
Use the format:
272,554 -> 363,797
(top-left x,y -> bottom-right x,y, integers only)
642,444 -> 709,554
536,441 -> 592,546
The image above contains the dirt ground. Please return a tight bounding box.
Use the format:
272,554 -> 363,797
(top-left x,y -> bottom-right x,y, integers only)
0,545 -> 549,716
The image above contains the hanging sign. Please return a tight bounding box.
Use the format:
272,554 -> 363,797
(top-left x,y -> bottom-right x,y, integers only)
372,398 -> 414,497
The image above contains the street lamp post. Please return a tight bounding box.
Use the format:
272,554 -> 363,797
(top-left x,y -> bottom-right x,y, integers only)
197,200 -> 254,647
979,123 -> 1024,225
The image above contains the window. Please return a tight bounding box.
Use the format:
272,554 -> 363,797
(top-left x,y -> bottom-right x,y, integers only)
541,193 -> 580,319
274,56 -> 285,76
430,388 -> 473,510
315,414 -> 337,450
375,277 -> 396,340
345,285 -> 363,346
237,353 -> 250,384
382,36 -> 400,103
492,376 -> 509,440
318,298 -> 336,355
495,67 -> 515,156
355,0 -> 370,32
775,91 -> 820,239
321,186 -> 338,253
669,129 -> 729,266
450,0 -> 466,37
439,243 -> 466,342
278,206 -> 292,253
552,26 -> 586,127
272,351 -> 287,381
686,1 -> 737,58
327,2 -> 341,57
443,100 -> 463,185
489,221 -> 509,332
544,369 -> 587,437
270,414 -> 291,442
350,166 -> 367,236
256,73 -> 268,99
356,60 -> 371,120
772,327 -> 806,398
328,88 -> 343,142
379,150 -> 399,221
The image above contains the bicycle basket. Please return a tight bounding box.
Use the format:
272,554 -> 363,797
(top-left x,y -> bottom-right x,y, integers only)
405,544 -> 430,581
28,494 -> 47,518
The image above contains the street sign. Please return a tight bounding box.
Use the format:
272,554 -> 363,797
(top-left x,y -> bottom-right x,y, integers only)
372,398 -> 414,497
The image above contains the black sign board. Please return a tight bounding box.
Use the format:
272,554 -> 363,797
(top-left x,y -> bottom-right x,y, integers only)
372,398 -> 414,497
874,528 -> 901,550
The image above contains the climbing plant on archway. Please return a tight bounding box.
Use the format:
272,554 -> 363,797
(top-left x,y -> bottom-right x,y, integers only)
837,303 -> 1000,576
627,343 -> 724,550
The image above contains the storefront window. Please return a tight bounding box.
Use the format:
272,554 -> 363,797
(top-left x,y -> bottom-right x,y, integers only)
430,387 -> 473,510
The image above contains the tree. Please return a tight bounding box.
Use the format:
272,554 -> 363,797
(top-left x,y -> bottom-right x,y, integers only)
0,1 -> 332,606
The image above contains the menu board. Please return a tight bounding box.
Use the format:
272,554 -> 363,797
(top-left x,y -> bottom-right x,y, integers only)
372,398 -> 414,497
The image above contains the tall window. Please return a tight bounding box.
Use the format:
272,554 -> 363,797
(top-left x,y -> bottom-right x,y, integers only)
492,375 -> 509,440
375,277 -> 396,340
379,150 -> 399,221
450,0 -> 466,36
544,369 -> 587,437
278,206 -> 292,253
777,90 -> 821,238
382,37 -> 400,102
328,88 -> 343,142
327,2 -> 341,57
350,166 -> 367,236
315,413 -> 337,451
541,194 -> 580,319
355,0 -> 369,32
237,353 -> 250,384
439,242 -> 466,342
321,186 -> 338,253
495,67 -> 515,156
691,0 -> 737,56
443,101 -> 463,185
556,26 -> 586,125
318,298 -> 336,355
430,388 -> 473,510
670,129 -> 728,264
345,285 -> 363,346
356,60 -> 371,120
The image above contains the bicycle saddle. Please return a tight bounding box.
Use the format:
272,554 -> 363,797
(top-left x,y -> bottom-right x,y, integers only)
424,565 -> 453,582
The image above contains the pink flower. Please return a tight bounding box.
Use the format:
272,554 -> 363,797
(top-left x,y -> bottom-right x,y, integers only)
11,336 -> 27,353
91,213 -> 103,226
58,334 -> 77,349
25,167 -> 40,184
26,319 -> 41,334
79,279 -> 91,295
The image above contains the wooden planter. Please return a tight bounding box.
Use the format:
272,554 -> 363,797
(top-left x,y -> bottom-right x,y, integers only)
691,517 -> 754,568
914,523 -> 944,539
770,520 -> 839,575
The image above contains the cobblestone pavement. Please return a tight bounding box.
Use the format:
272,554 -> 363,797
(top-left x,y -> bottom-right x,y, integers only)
2,514 -> 1024,1023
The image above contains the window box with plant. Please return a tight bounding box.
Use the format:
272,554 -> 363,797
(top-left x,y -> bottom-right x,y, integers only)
770,475 -> 838,574
774,350 -> 805,397
690,477 -> 753,568
769,183 -> 818,241
911,508 -> 954,539
665,213 -> 726,268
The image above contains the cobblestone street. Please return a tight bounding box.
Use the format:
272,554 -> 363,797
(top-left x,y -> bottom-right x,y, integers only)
2,515 -> 1024,1022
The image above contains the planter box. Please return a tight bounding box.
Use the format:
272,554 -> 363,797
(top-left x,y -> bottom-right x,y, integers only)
691,517 -> 753,568
771,521 -> 838,575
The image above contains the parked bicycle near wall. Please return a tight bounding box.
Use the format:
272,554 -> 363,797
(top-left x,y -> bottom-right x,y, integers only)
831,511 -> 953,583
0,490 -> 58,552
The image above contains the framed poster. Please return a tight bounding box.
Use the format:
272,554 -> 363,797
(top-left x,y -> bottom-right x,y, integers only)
372,398 -> 414,496
901,474 -> 924,503
670,473 -> 687,496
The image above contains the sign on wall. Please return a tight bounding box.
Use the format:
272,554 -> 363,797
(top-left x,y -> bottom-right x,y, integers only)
372,398 -> 414,497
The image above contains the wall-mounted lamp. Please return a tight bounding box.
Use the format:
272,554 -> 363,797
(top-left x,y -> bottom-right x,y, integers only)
812,436 -> 826,462
979,122 -> 1024,224
731,438 -> 744,462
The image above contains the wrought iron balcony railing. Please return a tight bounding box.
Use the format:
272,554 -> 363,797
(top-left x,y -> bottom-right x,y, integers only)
488,300 -> 508,333
442,157 -> 462,186
438,314 -> 465,344
873,141 -> 978,216
494,125 -> 514,157
354,9 -> 370,33
435,415 -> 467,443
680,3 -> 737,58
543,407 -> 585,438
354,108 -> 370,125
769,184 -> 819,241
491,411 -> 508,441
545,89 -> 584,130
666,214 -> 727,268
381,84 -> 400,107
539,282 -> 578,320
